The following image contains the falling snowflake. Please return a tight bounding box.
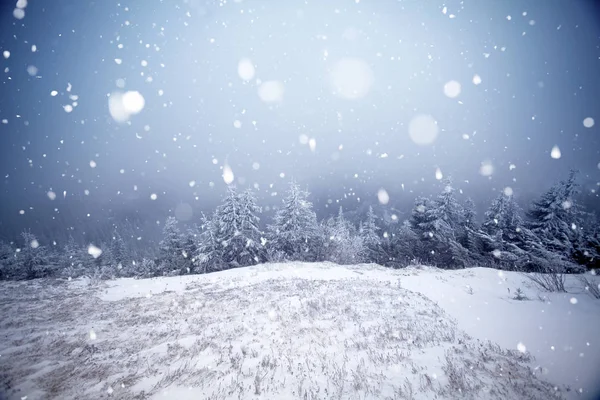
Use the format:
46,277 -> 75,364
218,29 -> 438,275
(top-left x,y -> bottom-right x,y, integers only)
443,80 -> 461,98
88,244 -> 103,258
583,117 -> 594,128
409,114 -> 438,145
222,164 -> 234,184
479,161 -> 494,176
258,81 -> 284,103
377,188 -> 390,205
331,58 -> 374,100
237,58 -> 255,81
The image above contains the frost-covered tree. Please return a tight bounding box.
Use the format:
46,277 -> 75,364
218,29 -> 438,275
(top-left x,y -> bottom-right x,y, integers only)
61,236 -> 88,278
360,206 -> 384,263
463,198 -> 477,230
211,187 -> 266,268
409,181 -> 470,268
109,228 -> 129,269
0,241 -> 17,280
158,216 -> 186,275
526,170 -> 583,261
482,192 -> 525,245
388,220 -> 420,266
324,207 -> 365,265
575,212 -> 600,268
181,225 -> 199,272
268,182 -> 323,261
432,179 -> 465,233
18,231 -> 49,279
460,198 -> 480,251
194,212 -> 223,273
138,258 -> 159,278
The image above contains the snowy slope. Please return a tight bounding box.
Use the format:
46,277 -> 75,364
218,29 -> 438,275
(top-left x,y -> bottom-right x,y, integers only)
0,262 -> 598,400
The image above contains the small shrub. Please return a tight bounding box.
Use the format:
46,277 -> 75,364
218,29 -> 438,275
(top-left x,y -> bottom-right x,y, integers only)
512,288 -> 528,301
525,271 -> 566,292
579,275 -> 600,299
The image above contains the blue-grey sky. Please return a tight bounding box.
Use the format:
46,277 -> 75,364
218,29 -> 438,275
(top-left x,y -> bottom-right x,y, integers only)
0,0 -> 599,241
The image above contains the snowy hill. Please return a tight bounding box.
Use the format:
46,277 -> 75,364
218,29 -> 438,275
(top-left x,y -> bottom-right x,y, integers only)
1,262 -> 599,400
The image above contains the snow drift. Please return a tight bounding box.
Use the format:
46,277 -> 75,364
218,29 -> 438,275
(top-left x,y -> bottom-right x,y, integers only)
1,262 -> 598,399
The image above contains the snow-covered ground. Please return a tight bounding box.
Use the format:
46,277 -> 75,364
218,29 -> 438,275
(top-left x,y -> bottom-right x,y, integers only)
1,262 -> 598,399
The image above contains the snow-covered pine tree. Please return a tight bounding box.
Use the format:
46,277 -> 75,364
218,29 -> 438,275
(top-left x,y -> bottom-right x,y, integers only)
526,170 -> 583,263
61,235 -> 87,278
482,192 -> 525,245
409,196 -> 436,263
460,197 -> 486,260
432,178 -> 464,234
158,216 -> 186,275
18,231 -> 49,279
389,220 -> 420,266
0,241 -> 16,280
110,228 -> 128,271
212,186 -> 266,268
410,181 -> 469,268
194,212 -> 223,273
267,182 -> 322,261
139,258 -> 159,278
235,189 -> 267,266
360,205 -> 384,263
325,207 -> 365,265
575,212 -> 600,268
463,198 -> 477,231
181,225 -> 200,273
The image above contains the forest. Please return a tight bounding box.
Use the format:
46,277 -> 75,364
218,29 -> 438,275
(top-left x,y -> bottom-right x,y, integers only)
1,170 -> 598,286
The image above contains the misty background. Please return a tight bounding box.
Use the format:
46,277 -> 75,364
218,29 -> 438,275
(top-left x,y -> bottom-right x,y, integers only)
1,0 -> 599,245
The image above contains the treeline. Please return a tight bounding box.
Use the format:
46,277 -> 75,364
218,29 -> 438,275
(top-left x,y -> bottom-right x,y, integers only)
1,170 -> 598,281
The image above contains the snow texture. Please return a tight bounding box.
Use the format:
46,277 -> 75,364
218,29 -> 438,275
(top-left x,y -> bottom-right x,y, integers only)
1,262 -> 598,400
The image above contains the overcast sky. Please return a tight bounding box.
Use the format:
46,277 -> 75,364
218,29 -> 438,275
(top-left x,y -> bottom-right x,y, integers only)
0,0 -> 599,241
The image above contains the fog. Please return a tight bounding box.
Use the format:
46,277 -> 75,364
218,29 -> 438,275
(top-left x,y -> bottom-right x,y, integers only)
1,0 -> 599,242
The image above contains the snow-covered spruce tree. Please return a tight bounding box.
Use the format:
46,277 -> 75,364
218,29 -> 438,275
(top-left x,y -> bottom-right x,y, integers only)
211,186 -> 267,269
0,241 -> 17,280
460,197 -> 481,253
158,216 -> 187,276
138,258 -> 159,278
482,192 -> 525,244
109,228 -> 129,272
194,212 -> 224,274
18,231 -> 50,280
61,235 -> 88,278
409,181 -> 469,268
324,207 -> 365,265
360,206 -> 385,264
463,198 -> 477,231
388,220 -> 420,267
181,225 -> 200,273
409,196 -> 438,264
235,189 -> 268,266
576,213 -> 600,268
267,182 -> 323,262
526,170 -> 584,267
432,178 -> 465,234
